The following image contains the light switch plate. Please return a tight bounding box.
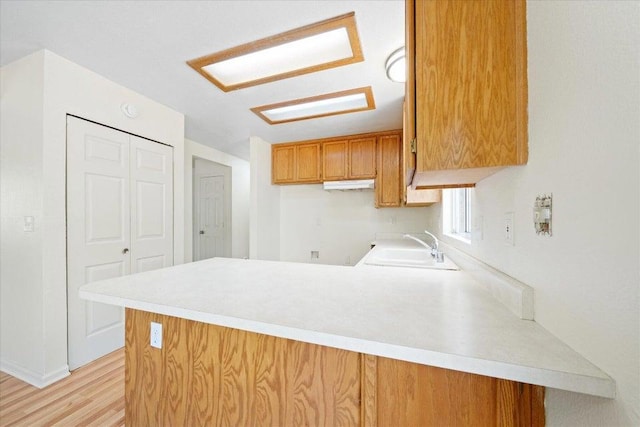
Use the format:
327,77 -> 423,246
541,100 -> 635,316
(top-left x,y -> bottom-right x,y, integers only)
504,212 -> 515,246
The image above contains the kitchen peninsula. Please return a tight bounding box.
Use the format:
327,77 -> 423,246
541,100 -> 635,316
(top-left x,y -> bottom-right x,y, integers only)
80,253 -> 614,425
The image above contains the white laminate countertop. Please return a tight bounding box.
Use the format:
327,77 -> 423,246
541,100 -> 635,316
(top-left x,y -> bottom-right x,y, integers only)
80,254 -> 615,398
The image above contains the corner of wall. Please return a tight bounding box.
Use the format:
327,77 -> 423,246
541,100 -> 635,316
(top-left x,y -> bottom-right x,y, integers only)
249,136 -> 280,261
1,49 -> 47,379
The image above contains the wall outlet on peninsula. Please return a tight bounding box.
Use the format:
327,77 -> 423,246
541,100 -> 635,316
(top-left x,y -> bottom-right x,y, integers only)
151,322 -> 162,349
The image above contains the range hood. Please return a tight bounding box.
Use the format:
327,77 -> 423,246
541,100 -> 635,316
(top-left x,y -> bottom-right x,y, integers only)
323,179 -> 375,191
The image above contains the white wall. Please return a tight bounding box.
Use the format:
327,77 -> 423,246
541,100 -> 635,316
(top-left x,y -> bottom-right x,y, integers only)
249,136 -> 280,260
0,50 -> 185,387
280,185 -> 429,265
0,51 -> 46,383
184,138 -> 250,260
426,2 -> 639,424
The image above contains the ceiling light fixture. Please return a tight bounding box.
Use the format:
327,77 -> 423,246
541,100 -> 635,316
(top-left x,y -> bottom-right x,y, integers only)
187,12 -> 363,92
251,86 -> 375,125
385,47 -> 406,83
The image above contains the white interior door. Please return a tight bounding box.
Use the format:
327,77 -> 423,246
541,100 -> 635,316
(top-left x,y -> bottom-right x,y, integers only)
67,116 -> 173,370
130,135 -> 173,273
196,175 -> 225,260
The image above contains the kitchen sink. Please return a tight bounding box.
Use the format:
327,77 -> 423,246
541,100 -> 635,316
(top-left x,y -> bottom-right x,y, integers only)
363,247 -> 459,271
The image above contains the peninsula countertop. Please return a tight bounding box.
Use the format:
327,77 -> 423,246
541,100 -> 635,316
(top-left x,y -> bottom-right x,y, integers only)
79,256 -> 615,398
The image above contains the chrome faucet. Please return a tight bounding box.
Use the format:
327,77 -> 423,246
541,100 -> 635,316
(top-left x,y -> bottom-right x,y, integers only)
403,230 -> 445,263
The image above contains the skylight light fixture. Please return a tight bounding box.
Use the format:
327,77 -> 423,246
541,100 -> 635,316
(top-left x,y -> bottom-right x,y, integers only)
251,87 -> 375,125
385,47 -> 406,83
187,13 -> 363,91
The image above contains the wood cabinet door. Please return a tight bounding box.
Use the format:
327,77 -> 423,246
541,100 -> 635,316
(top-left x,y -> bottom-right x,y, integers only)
322,140 -> 348,181
348,137 -> 376,179
414,0 -> 527,172
272,145 -> 295,184
295,142 -> 321,183
376,134 -> 401,207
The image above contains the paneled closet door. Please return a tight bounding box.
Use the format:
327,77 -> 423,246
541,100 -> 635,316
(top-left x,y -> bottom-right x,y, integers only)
66,116 -> 173,370
130,135 -> 173,273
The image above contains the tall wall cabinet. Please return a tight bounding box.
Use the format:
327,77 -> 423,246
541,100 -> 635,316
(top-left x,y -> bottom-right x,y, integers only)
405,0 -> 528,189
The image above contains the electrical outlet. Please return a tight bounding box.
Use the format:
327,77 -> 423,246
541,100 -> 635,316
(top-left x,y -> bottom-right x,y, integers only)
504,212 -> 515,246
23,216 -> 34,232
150,322 -> 162,349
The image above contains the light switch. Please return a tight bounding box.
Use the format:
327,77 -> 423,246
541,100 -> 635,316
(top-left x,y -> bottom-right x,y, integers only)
504,212 -> 515,246
23,216 -> 34,232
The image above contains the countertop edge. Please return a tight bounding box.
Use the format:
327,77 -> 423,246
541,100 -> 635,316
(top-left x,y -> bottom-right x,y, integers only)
80,288 -> 616,399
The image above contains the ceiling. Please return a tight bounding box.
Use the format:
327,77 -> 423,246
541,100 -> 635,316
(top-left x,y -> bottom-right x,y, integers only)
0,1 -> 405,160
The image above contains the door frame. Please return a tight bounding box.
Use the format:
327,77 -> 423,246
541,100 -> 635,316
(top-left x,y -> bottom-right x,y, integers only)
192,157 -> 232,260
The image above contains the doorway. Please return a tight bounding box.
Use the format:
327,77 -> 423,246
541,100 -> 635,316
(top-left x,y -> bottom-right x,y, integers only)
66,116 -> 174,370
193,158 -> 231,260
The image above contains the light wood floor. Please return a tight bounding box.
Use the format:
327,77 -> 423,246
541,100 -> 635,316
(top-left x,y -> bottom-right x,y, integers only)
0,348 -> 124,426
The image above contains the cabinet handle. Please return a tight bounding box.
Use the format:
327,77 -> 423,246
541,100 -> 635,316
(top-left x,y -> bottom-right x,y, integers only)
122,248 -> 129,254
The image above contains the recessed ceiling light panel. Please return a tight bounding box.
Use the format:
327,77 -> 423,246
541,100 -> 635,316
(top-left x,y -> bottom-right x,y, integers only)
187,12 -> 364,91
251,87 -> 375,125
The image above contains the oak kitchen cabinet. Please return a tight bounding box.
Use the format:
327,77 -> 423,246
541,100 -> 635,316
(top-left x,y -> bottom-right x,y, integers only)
273,130 -> 439,208
125,308 -> 545,426
406,0 -> 528,189
402,101 -> 441,206
322,136 -> 376,181
271,141 -> 321,184
375,133 -> 401,207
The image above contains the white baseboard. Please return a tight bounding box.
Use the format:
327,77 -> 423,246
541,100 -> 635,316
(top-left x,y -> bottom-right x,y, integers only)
442,242 -> 535,320
0,359 -> 70,389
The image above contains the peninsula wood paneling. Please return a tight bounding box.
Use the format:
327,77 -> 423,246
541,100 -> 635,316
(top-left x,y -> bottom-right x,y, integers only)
125,309 -> 361,426
125,309 -> 544,426
375,356 -> 545,427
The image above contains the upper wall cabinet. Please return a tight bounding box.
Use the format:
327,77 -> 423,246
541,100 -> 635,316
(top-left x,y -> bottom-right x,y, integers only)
406,0 -> 528,189
272,142 -> 321,184
322,137 -> 376,181
272,130 -> 438,207
347,137 -> 376,179
322,140 -> 349,181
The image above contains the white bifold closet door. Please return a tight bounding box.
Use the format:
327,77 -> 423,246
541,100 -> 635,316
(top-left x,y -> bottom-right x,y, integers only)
66,116 -> 173,370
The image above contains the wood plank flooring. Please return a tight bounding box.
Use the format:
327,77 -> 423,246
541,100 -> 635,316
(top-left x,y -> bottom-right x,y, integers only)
0,348 -> 124,426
